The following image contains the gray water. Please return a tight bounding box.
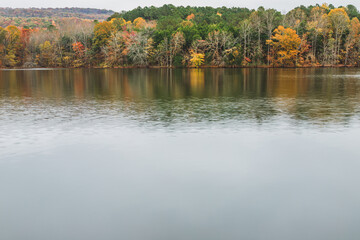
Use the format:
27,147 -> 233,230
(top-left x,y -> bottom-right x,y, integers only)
1,68 -> 360,240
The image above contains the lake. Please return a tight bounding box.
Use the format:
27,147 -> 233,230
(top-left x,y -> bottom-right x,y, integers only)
1,68 -> 360,240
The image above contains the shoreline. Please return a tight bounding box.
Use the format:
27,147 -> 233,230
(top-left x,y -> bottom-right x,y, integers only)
1,65 -> 359,70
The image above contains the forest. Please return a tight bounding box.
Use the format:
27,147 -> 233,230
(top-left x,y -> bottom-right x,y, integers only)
0,3 -> 360,68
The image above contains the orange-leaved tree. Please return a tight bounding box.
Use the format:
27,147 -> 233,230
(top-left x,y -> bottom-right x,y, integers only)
72,41 -> 85,67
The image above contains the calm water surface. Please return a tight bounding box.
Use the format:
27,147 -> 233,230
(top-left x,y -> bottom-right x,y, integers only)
1,68 -> 360,240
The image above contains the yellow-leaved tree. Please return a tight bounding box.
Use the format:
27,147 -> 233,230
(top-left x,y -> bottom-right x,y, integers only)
110,18 -> 126,31
190,51 -> 204,68
133,17 -> 146,29
345,17 -> 360,65
37,41 -> 55,67
266,26 -> 301,67
4,26 -> 21,67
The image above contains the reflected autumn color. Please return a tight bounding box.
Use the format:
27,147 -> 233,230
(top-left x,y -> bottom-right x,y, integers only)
1,68 -> 360,127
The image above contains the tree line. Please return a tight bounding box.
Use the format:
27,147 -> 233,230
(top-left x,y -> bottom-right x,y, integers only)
1,3 -> 360,68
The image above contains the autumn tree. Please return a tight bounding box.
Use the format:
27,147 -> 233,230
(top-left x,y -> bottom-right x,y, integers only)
328,8 -> 350,64
3,26 -> 21,67
37,40 -> 56,66
72,41 -> 85,67
102,31 -> 130,67
298,34 -> 312,65
266,26 -> 301,66
190,51 -> 204,68
344,17 -> 360,65
110,18 -> 126,31
186,13 -> 195,21
133,17 -> 146,29
0,27 -> 7,66
92,21 -> 114,56
306,6 -> 329,61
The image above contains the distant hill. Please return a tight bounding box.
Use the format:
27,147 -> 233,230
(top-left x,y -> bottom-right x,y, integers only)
0,7 -> 114,19
0,7 -> 114,28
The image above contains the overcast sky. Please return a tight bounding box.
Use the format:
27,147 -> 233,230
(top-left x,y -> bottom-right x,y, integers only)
1,0 -> 359,13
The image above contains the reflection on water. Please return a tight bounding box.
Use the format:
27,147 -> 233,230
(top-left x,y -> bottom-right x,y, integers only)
1,68 -> 360,240
1,68 -> 360,129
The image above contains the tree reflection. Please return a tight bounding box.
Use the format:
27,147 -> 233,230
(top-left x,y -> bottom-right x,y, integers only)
0,68 -> 359,126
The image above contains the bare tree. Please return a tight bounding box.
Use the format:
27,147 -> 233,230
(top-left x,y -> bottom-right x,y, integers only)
239,19 -> 251,61
250,11 -> 263,64
206,31 -> 236,66
102,31 -> 128,67
284,8 -> 306,34
328,8 -> 350,64
169,32 -> 185,67
264,9 -> 278,65
306,6 -> 328,60
127,32 -> 153,66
